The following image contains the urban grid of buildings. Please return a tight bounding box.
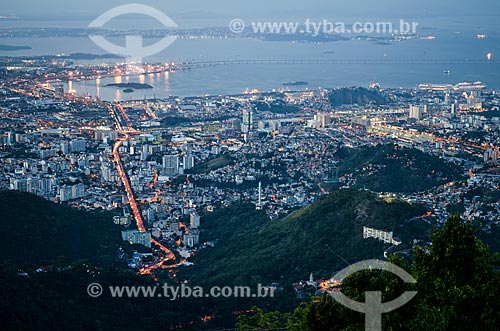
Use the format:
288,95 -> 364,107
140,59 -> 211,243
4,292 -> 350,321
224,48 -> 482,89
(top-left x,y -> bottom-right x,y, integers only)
1,58 -> 500,272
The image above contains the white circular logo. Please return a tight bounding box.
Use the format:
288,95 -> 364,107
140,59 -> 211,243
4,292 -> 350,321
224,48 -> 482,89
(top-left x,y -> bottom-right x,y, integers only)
88,4 -> 178,63
229,19 -> 246,34
330,259 -> 417,331
87,283 -> 104,297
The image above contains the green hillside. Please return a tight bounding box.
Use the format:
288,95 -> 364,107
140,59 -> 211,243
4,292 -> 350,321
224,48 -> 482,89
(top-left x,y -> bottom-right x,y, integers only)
236,215 -> 500,331
328,87 -> 389,107
180,189 -> 429,286
254,100 -> 301,114
337,144 -> 463,193
0,190 -> 123,265
185,153 -> 233,174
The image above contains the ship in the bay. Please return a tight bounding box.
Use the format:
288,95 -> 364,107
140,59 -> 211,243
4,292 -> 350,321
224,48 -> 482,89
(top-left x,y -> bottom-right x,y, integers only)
417,81 -> 486,92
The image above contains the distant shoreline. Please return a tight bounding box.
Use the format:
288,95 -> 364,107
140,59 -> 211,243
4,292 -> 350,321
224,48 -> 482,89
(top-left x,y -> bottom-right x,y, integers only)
0,44 -> 32,51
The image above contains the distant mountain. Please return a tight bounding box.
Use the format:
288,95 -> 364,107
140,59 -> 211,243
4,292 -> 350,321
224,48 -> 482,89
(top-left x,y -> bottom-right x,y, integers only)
0,190 -> 123,265
179,189 -> 429,286
328,87 -> 389,107
337,144 -> 463,193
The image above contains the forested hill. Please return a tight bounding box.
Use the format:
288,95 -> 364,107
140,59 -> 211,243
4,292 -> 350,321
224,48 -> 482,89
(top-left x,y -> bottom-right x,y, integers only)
328,87 -> 389,107
337,144 -> 463,193
180,189 -> 429,286
0,190 -> 123,265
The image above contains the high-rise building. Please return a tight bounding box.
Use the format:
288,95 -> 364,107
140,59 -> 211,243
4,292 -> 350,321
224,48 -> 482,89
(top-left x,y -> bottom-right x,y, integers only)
59,182 -> 85,202
183,229 -> 200,247
211,145 -> 221,155
69,139 -> 86,153
241,109 -> 253,133
40,149 -> 56,159
141,144 -> 150,161
95,129 -> 118,142
316,113 -> 331,128
11,178 -> 27,192
409,105 -> 426,120
5,132 -> 14,146
444,91 -> 451,105
60,142 -> 69,154
484,148 -> 499,163
162,155 -> 179,175
27,175 -> 39,194
101,163 -> 113,182
190,211 -> 200,229
256,181 -> 262,210
450,103 -> 457,117
38,175 -> 53,194
121,230 -> 151,248
183,154 -> 195,170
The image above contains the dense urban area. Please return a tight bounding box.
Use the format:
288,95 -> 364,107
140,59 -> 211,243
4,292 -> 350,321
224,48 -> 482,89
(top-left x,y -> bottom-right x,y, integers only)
1,57 -> 500,273
1,54 -> 500,330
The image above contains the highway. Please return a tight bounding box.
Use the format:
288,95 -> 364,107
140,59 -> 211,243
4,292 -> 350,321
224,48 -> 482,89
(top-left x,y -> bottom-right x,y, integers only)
112,137 -> 146,232
109,103 -> 176,272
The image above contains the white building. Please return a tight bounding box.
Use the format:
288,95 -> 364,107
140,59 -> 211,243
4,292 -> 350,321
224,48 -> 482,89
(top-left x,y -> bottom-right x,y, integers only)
409,105 -> 427,120
363,226 -> 401,246
59,182 -> 85,202
183,154 -> 195,170
190,211 -> 200,229
60,142 -> 70,154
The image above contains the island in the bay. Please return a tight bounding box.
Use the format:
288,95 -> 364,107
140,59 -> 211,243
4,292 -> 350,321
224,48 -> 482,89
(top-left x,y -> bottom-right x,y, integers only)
0,44 -> 32,51
283,81 -> 309,86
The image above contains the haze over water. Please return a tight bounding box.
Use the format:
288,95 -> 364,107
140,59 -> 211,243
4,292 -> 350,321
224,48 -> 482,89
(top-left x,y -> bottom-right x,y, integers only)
1,14 -> 499,99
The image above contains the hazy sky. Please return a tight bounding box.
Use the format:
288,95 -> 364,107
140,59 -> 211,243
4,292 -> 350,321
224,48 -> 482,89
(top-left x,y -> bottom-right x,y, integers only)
2,0 -> 500,19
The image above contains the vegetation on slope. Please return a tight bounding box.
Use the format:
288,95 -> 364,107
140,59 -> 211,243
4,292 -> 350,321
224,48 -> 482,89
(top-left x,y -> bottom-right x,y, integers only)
0,190 -> 123,265
1,189 -> 497,330
0,263 -> 214,331
337,144 -> 463,193
179,189 -> 428,286
185,153 -> 233,175
328,87 -> 389,107
254,100 -> 301,114
236,215 -> 500,331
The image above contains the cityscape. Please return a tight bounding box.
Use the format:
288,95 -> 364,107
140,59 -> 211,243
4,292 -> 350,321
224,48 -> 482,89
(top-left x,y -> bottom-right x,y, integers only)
0,1 -> 499,330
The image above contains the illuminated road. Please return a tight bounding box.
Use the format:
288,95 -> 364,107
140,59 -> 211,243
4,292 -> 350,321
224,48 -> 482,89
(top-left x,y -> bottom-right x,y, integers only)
112,137 -> 146,232
110,104 -> 176,273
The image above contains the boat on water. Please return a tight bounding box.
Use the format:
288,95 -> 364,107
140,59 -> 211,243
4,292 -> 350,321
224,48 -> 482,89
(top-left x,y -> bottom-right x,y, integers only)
454,81 -> 486,91
417,81 -> 486,92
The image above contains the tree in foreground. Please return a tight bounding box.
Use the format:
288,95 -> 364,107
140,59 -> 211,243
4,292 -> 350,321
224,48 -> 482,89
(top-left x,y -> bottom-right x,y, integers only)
236,214 -> 500,330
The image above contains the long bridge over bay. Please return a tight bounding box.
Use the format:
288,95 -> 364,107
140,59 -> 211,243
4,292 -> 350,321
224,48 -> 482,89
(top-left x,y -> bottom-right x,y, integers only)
174,59 -> 499,69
